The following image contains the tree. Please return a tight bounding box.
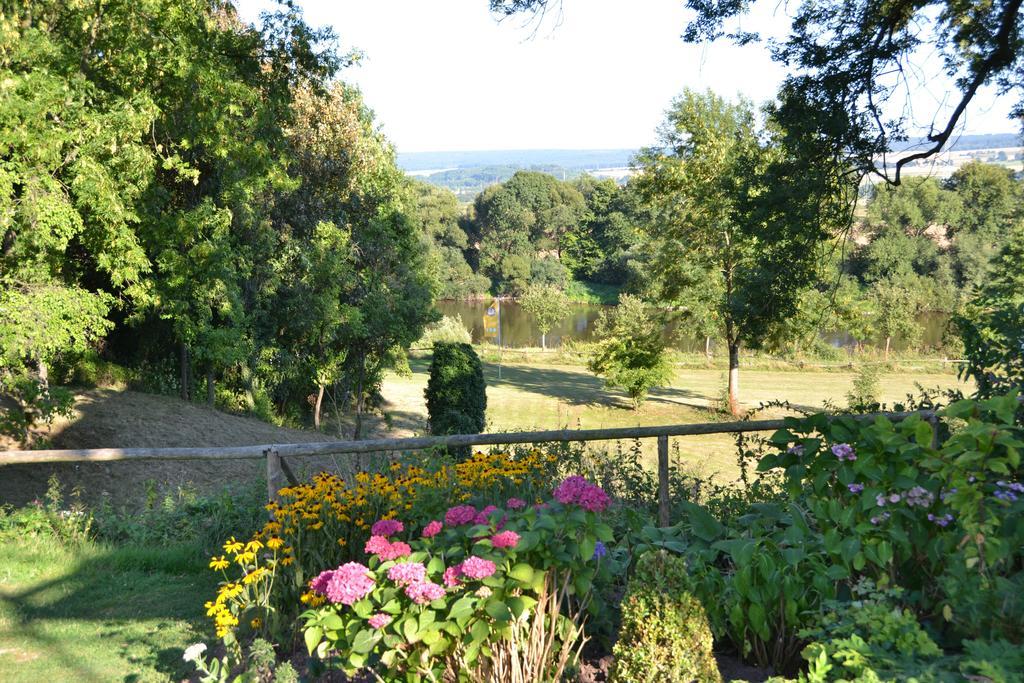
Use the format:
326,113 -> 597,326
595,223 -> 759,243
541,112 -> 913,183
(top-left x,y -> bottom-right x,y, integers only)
633,89 -> 837,415
865,178 -> 961,238
408,181 -> 490,300
519,284 -> 569,349
425,343 -> 487,455
954,223 -> 1024,397
471,171 -> 586,293
870,277 -> 923,360
587,295 -> 672,409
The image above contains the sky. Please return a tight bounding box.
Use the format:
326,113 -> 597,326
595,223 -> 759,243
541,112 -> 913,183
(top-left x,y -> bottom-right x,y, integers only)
235,0 -> 1018,153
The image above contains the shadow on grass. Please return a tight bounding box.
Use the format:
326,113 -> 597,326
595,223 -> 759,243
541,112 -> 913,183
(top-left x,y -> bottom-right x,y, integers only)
0,543 -> 214,682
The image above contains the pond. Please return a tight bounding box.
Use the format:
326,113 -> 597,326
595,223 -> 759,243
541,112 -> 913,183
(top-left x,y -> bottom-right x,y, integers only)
436,300 -> 950,352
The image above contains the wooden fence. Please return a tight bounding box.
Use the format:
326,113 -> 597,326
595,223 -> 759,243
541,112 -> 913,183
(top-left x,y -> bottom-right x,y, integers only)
0,410 -> 937,526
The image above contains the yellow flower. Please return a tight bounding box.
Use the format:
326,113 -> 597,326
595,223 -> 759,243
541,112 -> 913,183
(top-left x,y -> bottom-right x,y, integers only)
223,537 -> 243,554
209,555 -> 230,571
337,538 -> 346,547
242,567 -> 266,585
245,539 -> 264,553
279,556 -> 295,566
235,551 -> 256,565
250,617 -> 262,629
266,536 -> 284,550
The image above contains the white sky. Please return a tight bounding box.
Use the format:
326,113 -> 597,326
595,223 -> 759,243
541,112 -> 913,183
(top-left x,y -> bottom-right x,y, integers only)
234,0 -> 1018,153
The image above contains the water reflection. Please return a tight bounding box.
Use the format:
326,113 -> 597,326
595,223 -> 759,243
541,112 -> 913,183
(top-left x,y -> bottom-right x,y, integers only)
436,301 -> 950,352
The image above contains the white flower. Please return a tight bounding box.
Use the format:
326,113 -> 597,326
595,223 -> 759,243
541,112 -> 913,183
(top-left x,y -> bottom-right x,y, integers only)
183,642 -> 207,663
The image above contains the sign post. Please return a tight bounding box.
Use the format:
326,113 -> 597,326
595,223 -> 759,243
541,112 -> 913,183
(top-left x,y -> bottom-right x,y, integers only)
483,299 -> 502,380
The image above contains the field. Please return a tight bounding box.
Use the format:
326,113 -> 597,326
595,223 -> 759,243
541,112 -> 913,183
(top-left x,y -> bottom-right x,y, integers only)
0,536 -> 212,682
382,355 -> 967,478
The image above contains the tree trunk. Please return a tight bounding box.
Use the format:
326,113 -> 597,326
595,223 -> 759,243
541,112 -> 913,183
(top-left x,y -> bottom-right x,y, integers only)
179,344 -> 191,401
727,341 -> 741,417
353,366 -> 365,441
884,336 -> 892,361
37,359 -> 49,389
206,369 -> 215,408
314,384 -> 325,430
541,332 -> 546,350
705,336 -> 712,361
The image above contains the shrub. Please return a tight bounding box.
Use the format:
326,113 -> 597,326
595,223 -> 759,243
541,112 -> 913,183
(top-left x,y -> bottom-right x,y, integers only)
416,315 -> 472,348
205,450 -> 559,641
425,342 -> 487,449
611,550 -> 720,683
295,476 -> 617,681
587,295 -> 672,409
846,363 -> 881,410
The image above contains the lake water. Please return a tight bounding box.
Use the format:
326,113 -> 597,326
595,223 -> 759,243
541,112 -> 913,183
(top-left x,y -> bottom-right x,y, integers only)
437,300 -> 950,352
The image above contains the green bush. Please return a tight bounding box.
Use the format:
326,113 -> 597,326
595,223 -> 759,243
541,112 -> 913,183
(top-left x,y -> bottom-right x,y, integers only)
611,550 -> 721,683
415,315 -> 471,348
424,342 -> 487,448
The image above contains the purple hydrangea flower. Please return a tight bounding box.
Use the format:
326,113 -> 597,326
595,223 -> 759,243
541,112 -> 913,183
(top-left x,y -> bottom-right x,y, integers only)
847,483 -> 865,494
831,443 -> 857,461
592,540 -> 608,560
927,513 -> 954,527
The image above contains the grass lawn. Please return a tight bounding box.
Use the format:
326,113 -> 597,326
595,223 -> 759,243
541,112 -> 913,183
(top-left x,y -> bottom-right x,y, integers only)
383,357 -> 968,478
0,538 -> 214,682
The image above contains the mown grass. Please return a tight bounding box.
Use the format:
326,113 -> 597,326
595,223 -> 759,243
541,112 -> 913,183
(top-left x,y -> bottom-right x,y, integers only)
383,357 -> 968,478
0,536 -> 213,682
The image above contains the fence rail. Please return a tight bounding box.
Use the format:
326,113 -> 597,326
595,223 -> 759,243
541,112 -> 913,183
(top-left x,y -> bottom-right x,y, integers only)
0,409 -> 937,526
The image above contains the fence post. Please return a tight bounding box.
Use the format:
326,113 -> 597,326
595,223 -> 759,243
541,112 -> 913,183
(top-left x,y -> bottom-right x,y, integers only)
657,435 -> 670,527
928,412 -> 941,449
266,448 -> 286,503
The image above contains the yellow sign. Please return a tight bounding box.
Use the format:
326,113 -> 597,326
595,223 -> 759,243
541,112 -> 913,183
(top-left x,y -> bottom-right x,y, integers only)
482,299 -> 500,340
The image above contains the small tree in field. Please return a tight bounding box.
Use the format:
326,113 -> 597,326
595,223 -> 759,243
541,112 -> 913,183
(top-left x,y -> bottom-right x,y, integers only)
425,343 -> 487,457
519,284 -> 569,349
587,295 -> 673,409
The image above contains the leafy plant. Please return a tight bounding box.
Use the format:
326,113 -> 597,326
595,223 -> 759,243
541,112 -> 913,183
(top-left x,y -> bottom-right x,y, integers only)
610,550 -> 720,682
425,343 -> 487,451
587,295 -> 672,408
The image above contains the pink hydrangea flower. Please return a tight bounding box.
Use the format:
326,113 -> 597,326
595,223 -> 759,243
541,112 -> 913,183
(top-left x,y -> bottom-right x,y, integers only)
445,505 -> 477,526
460,556 -> 496,580
474,505 -> 500,526
443,565 -> 462,587
422,520 -> 443,538
506,497 -> 527,510
491,530 -> 520,549
405,580 -> 446,605
553,476 -> 610,512
368,613 -> 392,629
376,541 -> 411,561
323,562 -> 375,605
387,561 -> 426,585
364,535 -> 391,555
309,569 -> 334,595
371,519 -> 404,537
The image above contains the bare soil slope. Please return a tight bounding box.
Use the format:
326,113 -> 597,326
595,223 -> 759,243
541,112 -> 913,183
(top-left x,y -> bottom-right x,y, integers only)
0,389 -> 350,507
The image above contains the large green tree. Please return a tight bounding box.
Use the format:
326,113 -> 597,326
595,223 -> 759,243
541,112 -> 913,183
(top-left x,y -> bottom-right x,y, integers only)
634,89 -> 841,415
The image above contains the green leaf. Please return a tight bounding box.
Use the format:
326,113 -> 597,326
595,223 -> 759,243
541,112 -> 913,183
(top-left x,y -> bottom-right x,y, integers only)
683,502 -> 725,541
351,628 -> 375,654
304,626 -> 323,654
580,534 -> 597,562
508,563 -> 535,585
447,595 -> 476,622
485,599 -> 512,622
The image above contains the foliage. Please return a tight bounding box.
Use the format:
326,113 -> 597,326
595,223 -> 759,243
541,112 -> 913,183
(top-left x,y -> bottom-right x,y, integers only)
0,372 -> 74,447
587,295 -> 672,408
295,476 -> 616,681
425,343 -> 488,447
519,284 -> 570,348
610,550 -> 721,682
205,451 -> 560,641
954,223 -> 1024,398
633,89 -> 842,414
416,316 -> 473,348
846,365 -> 882,411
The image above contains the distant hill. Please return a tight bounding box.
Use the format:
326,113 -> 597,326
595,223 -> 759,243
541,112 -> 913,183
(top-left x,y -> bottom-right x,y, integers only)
397,149 -> 636,172
893,132 -> 1021,153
